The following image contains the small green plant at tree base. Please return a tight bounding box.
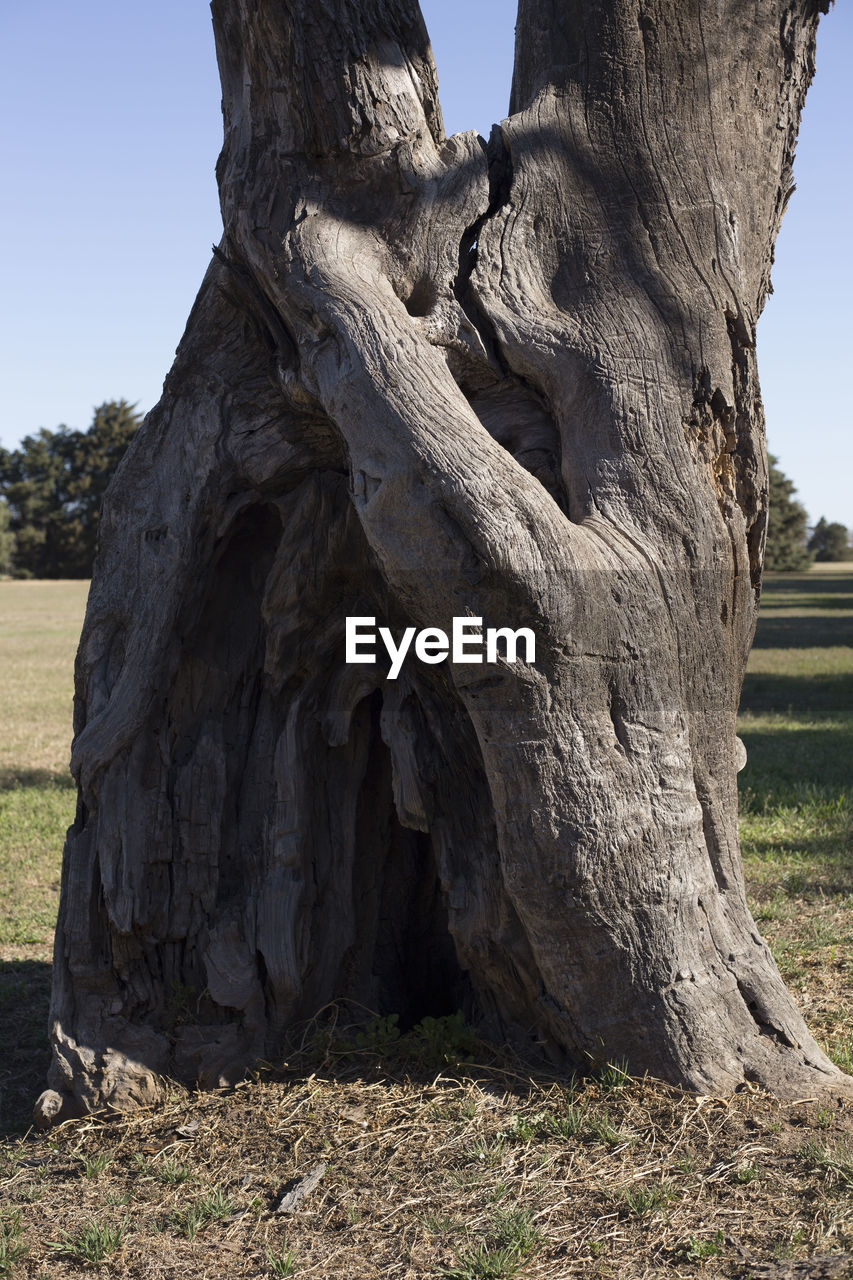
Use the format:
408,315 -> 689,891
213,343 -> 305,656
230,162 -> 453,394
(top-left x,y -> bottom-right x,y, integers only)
585,1109 -> 624,1147
796,1138 -> 824,1170
551,1104 -> 586,1138
422,1214 -> 461,1236
508,1100 -> 624,1146
165,979 -> 206,1031
438,1242 -> 528,1280
621,1181 -> 677,1217
170,1186 -> 235,1238
350,1013 -> 401,1054
502,1105 -> 589,1146
410,1012 -> 479,1069
490,1207 -> 542,1255
773,1239 -> 797,1261
156,1156 -> 193,1185
427,1100 -> 458,1122
506,1114 -> 537,1144
438,1207 -> 542,1279
14,1185 -> 42,1204
46,1220 -> 125,1266
504,1112 -> 536,1144
170,1204 -> 206,1241
196,1187 -> 234,1220
78,1150 -> 112,1179
797,1139 -> 853,1189
267,1243 -> 298,1277
598,1058 -> 630,1092
0,1211 -> 29,1275
340,1010 -> 479,1067
169,1182 -> 235,1233
678,1230 -> 725,1260
829,1038 -> 853,1073
465,1136 -> 507,1168
134,1151 -> 194,1184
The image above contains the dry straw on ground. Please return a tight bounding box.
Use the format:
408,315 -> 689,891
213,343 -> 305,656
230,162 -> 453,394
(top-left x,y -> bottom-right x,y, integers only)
1,574 -> 851,1279
1,1011 -> 853,1279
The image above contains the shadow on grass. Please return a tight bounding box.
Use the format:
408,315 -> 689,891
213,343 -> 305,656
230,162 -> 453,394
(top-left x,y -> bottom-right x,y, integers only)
744,862 -> 852,903
738,723 -> 853,805
260,1005 -> 591,1101
741,818 -> 852,881
0,767 -> 74,793
751,614 -> 853,648
758,596 -> 853,611
0,959 -> 51,1136
740,670 -> 853,717
763,573 -> 853,595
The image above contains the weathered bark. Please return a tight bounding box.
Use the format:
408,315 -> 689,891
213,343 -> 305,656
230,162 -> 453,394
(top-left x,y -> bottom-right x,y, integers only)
37,0 -> 850,1124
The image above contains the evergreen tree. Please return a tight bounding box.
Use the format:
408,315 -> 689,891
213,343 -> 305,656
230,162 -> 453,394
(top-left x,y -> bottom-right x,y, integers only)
808,516 -> 850,562
67,401 -> 144,575
765,455 -> 811,572
0,499 -> 14,576
0,400 -> 141,578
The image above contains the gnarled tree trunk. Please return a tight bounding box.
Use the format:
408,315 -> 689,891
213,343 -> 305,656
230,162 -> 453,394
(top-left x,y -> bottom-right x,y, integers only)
37,0 -> 850,1124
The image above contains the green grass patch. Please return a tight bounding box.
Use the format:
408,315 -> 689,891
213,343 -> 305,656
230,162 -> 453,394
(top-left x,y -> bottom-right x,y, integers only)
738,570 -> 853,1071
0,777 -> 74,1135
620,1180 -> 677,1217
0,581 -> 85,1134
46,1219 -> 126,1266
0,580 -> 88,782
0,581 -> 83,957
739,571 -> 853,819
439,1206 -> 542,1279
0,1211 -> 28,1275
0,778 -> 75,949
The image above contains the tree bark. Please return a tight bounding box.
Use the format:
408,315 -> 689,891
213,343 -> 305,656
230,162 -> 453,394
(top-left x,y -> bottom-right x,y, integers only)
37,0 -> 850,1124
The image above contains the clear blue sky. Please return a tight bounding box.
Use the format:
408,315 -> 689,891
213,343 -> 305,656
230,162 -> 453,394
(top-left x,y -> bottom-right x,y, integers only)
1,2 -> 849,527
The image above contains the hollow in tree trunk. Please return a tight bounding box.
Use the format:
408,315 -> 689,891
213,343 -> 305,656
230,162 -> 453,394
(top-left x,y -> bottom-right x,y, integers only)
36,0 -> 851,1125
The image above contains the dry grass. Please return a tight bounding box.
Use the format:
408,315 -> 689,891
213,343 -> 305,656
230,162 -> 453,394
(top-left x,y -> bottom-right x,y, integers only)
0,582 -> 85,1156
0,574 -> 852,1278
1,1034 -> 853,1279
0,580 -> 88,783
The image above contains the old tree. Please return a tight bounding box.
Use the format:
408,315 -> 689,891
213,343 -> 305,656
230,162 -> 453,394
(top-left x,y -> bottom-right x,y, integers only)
37,0 -> 850,1124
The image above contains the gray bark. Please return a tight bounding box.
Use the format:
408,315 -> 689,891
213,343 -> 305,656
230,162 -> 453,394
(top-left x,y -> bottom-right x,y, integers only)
37,0 -> 851,1124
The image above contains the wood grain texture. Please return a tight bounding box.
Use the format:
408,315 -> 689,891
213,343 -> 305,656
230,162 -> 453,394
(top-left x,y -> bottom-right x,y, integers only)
36,0 -> 849,1125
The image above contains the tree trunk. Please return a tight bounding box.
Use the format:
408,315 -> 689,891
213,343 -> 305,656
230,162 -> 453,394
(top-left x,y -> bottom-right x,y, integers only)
37,0 -> 850,1125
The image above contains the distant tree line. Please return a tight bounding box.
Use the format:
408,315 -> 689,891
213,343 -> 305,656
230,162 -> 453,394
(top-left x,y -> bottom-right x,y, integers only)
808,516 -> 850,564
0,414 -> 847,579
0,401 -> 141,579
765,455 -> 850,572
765,456 -> 811,572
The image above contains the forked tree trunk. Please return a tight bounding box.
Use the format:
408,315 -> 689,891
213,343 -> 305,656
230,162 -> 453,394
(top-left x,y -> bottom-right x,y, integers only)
37,0 -> 850,1124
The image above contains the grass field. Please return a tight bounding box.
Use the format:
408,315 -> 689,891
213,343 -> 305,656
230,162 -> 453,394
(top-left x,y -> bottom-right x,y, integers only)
0,582 -> 87,1157
738,569 -> 853,1084
0,571 -> 851,1278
